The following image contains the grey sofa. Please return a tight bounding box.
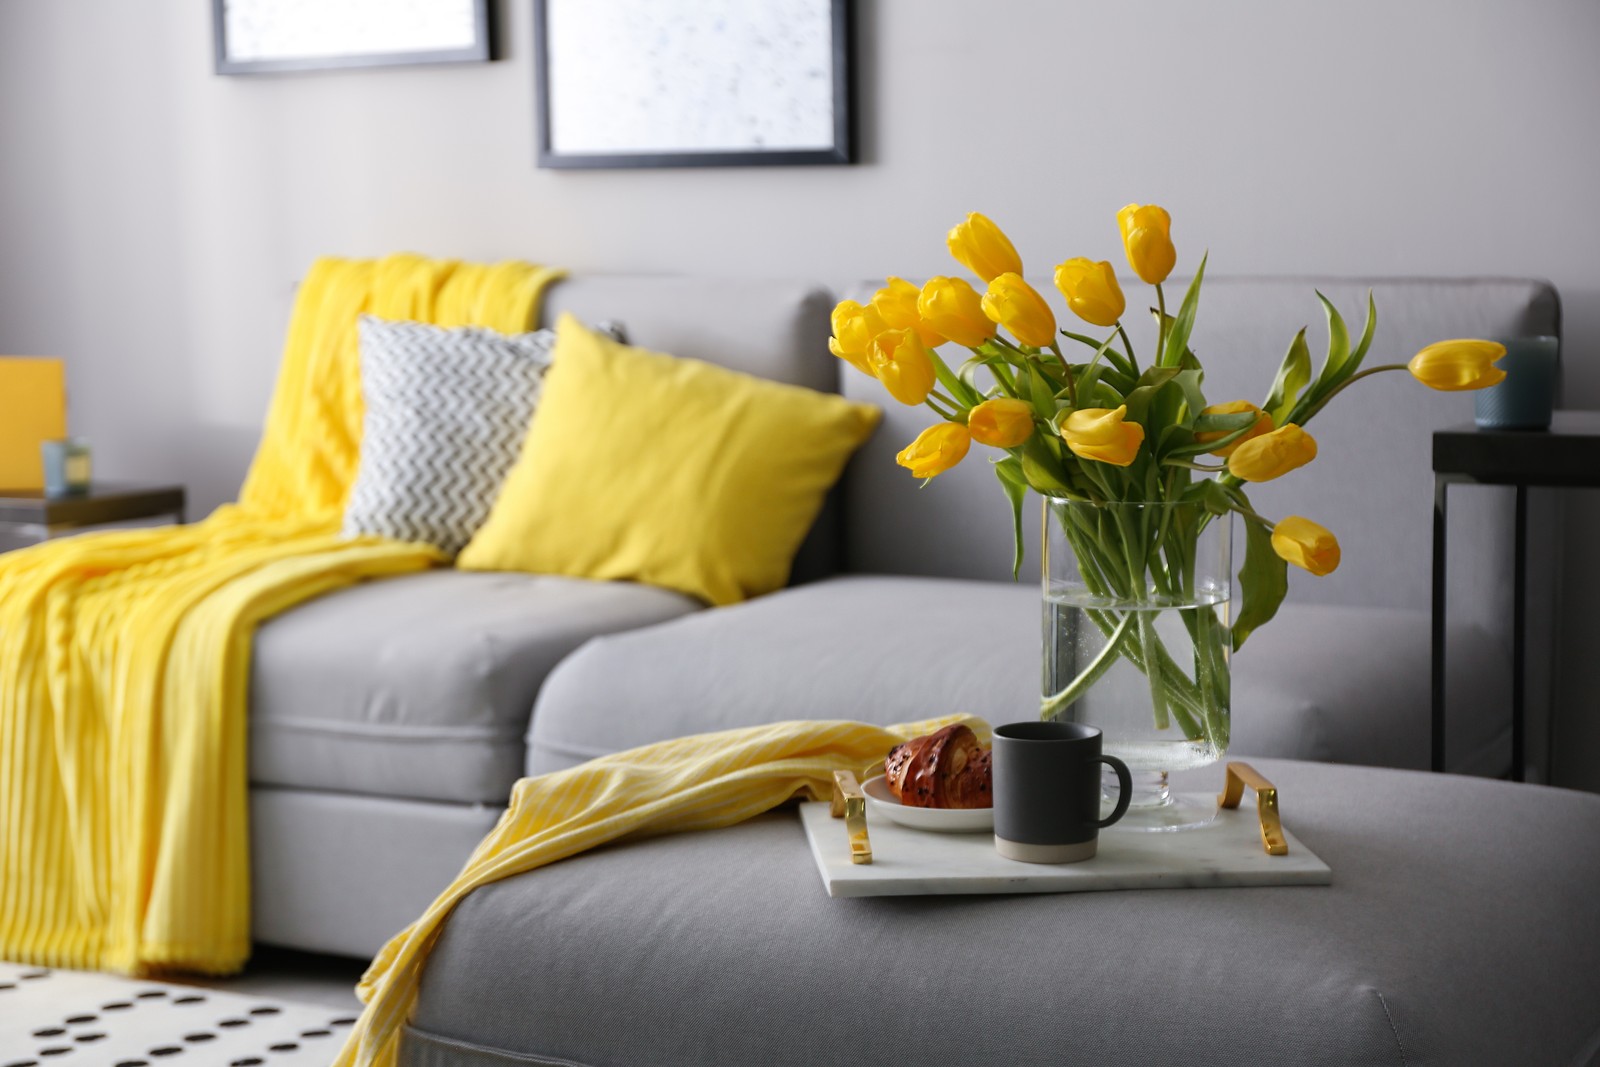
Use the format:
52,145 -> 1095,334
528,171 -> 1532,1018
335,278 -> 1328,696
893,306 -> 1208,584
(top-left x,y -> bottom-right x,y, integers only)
247,273 -> 1559,959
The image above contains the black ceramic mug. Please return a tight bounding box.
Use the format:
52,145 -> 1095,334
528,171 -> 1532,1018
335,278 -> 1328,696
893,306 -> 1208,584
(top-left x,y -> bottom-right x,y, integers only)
992,721 -> 1132,864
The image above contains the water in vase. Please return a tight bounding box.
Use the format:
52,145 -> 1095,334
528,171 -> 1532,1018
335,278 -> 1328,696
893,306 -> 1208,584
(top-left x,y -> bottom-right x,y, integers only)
1042,589 -> 1231,828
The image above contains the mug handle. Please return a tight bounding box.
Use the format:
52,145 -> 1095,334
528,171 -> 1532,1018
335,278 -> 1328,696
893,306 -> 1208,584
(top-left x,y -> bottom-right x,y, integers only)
1090,754 -> 1133,828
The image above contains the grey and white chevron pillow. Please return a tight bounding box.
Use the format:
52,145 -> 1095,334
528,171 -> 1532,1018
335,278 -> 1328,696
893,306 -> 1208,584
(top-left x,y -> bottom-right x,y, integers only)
342,315 -> 622,555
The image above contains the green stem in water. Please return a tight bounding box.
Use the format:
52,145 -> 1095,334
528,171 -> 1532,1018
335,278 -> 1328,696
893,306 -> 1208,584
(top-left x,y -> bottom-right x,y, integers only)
1137,612 -> 1172,729
1040,611 -> 1136,718
1050,502 -> 1216,739
1112,505 -> 1172,731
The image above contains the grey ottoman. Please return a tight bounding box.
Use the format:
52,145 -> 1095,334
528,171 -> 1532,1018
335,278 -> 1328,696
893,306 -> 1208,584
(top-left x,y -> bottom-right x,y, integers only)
398,759 -> 1600,1067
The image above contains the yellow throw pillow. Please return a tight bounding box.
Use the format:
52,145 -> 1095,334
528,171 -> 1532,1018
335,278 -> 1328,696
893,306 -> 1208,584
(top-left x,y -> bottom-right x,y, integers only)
458,314 -> 881,605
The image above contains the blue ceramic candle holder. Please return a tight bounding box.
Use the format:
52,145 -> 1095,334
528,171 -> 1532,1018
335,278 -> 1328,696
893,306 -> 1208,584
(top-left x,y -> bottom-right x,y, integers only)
1475,336 -> 1560,431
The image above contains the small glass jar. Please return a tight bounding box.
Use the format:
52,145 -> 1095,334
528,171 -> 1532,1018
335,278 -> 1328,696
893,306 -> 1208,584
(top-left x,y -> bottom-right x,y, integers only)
42,438 -> 92,497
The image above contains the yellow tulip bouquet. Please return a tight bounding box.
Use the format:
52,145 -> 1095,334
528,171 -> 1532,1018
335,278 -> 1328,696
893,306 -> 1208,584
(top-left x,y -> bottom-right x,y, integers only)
832,205 -> 1507,763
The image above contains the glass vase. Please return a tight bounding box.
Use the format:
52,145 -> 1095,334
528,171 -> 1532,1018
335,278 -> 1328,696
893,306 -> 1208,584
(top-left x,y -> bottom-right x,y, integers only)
1041,497 -> 1233,831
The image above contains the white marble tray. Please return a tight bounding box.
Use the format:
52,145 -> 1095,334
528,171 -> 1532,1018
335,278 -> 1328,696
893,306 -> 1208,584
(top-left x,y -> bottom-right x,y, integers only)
798,794 -> 1331,898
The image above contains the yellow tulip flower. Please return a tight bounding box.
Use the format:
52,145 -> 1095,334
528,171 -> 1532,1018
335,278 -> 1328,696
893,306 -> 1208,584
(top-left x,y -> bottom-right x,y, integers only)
867,329 -> 937,406
1116,203 -> 1177,286
828,299 -> 887,377
897,422 -> 972,478
1272,516 -> 1341,576
1195,400 -> 1274,457
1407,339 -> 1508,391
917,276 -> 995,348
872,276 -> 946,347
947,212 -> 1023,283
982,273 -> 1059,348
1053,258 -> 1126,328
1227,423 -> 1317,482
968,397 -> 1036,448
1060,405 -> 1145,467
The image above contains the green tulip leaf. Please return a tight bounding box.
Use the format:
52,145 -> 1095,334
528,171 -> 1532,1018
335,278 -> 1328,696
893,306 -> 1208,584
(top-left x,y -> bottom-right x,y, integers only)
957,355 -> 991,388
1150,378 -> 1188,434
993,455 -> 1030,579
1027,362 -> 1058,421
1160,254 -> 1207,368
1074,362 -> 1107,404
1347,289 -> 1378,371
1232,507 -> 1289,651
931,351 -> 984,409
1160,409 -> 1258,460
1058,329 -> 1106,350
1122,366 -> 1182,426
1157,424 -> 1190,454
1191,478 -> 1235,516
1142,462 -> 1162,501
1172,368 -> 1207,425
1060,329 -> 1138,378
1263,327 -> 1312,426
1313,290 -> 1353,390
1190,410 -> 1259,434
1090,365 -> 1138,397
1077,328 -> 1122,375
1088,379 -> 1128,408
1021,438 -> 1074,496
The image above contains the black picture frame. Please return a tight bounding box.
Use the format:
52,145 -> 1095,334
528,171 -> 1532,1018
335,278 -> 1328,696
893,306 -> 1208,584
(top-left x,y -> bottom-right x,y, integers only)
534,0 -> 855,170
214,0 -> 494,76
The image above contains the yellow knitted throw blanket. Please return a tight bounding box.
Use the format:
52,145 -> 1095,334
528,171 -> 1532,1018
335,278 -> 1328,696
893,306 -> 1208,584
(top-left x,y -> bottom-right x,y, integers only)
332,715 -> 987,1067
0,254 -> 561,975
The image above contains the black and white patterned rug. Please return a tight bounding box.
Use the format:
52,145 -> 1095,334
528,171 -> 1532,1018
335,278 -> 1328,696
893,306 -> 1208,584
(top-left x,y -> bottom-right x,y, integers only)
0,963 -> 355,1066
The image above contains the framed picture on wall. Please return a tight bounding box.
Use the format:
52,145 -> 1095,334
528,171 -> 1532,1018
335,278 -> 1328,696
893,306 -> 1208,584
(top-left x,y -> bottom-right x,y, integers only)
535,0 -> 855,169
213,0 -> 493,75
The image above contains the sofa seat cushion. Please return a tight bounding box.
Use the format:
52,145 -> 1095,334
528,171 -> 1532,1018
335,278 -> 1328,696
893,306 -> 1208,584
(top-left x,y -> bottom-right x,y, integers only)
525,575 -> 1509,777
402,759 -> 1600,1067
250,569 -> 698,804
525,575 -> 1036,774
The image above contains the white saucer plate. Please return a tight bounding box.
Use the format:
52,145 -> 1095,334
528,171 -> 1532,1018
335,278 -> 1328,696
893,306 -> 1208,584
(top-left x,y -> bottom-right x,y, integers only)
860,774 -> 994,833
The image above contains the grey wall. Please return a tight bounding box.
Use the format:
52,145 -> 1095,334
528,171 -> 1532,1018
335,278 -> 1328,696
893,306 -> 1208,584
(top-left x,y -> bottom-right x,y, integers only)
2,0 -> 1598,786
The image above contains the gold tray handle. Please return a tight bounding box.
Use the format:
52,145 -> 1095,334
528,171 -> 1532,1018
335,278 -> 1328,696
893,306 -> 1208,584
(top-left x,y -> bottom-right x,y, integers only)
830,770 -> 872,865
1218,762 -> 1289,856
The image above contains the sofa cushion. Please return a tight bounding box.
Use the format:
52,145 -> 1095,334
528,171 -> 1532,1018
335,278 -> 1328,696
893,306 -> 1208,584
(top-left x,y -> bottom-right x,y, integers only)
525,576 -> 1036,774
402,759 -> 1600,1067
250,569 -> 698,804
524,575 -> 1510,777
535,275 -> 844,585
458,314 -> 880,606
341,316 -> 558,556
342,316 -> 623,556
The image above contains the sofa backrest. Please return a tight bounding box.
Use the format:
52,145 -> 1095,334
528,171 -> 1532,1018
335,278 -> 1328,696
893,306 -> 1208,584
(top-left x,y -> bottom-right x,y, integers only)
839,276 -> 1560,619
540,275 -> 837,391
537,274 -> 842,581
532,273 -> 1560,626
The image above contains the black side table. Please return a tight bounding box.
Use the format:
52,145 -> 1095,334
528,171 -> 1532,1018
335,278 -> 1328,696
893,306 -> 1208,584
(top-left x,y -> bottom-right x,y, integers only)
1432,412 -> 1600,781
0,482 -> 187,553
